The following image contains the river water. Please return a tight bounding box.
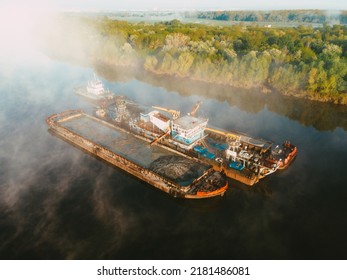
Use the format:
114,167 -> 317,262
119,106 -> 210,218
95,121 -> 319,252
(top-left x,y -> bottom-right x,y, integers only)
1,54 -> 347,260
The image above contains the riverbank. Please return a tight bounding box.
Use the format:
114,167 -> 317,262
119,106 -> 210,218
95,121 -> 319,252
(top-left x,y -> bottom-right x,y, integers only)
144,66 -> 347,105
93,58 -> 347,105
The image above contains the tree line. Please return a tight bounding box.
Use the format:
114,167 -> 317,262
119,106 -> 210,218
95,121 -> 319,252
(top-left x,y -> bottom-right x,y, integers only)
42,15 -> 347,104
193,10 -> 347,25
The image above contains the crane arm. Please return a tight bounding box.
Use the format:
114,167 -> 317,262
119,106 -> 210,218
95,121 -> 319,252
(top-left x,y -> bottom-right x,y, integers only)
205,127 -> 240,140
190,101 -> 202,116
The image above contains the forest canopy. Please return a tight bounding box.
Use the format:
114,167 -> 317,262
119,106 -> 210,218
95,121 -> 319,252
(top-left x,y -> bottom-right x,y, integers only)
41,13 -> 347,104
193,10 -> 347,25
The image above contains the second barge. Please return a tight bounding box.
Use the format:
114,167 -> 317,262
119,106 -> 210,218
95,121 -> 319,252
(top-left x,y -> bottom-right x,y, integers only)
46,110 -> 228,199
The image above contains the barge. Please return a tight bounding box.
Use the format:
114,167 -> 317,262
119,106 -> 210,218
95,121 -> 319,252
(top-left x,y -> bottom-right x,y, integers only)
46,110 -> 228,199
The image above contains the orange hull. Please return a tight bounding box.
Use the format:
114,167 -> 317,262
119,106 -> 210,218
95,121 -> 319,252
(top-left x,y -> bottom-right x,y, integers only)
186,181 -> 228,199
279,145 -> 297,170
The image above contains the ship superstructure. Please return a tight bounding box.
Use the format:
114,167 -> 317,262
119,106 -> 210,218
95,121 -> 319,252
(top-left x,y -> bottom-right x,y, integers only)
170,115 -> 208,149
141,111 -> 171,133
87,73 -> 104,95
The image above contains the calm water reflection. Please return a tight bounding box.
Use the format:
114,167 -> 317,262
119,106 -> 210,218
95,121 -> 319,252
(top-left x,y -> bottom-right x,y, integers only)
1,58 -> 347,259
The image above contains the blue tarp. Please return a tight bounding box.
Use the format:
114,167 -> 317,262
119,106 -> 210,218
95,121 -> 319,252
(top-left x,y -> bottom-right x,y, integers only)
194,145 -> 215,159
203,151 -> 216,159
194,145 -> 207,154
207,138 -> 228,151
228,161 -> 244,171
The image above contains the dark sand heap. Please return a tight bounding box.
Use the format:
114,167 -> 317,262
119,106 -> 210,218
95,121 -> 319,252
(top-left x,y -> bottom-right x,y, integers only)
149,155 -> 207,185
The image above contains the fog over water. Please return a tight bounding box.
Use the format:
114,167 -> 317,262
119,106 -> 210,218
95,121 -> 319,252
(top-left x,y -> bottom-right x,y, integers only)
1,9 -> 347,260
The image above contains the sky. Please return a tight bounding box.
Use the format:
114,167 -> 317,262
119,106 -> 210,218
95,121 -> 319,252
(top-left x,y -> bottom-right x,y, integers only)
1,0 -> 347,11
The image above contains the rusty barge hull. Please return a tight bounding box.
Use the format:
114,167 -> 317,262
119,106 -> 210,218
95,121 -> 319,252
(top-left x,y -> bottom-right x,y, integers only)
46,110 -> 227,199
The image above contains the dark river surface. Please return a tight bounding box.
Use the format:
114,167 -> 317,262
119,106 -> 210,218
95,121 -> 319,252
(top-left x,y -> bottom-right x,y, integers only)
1,55 -> 347,260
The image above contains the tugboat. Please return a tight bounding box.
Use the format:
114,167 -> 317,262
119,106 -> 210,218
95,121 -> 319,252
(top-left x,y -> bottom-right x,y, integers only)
75,73 -> 114,101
